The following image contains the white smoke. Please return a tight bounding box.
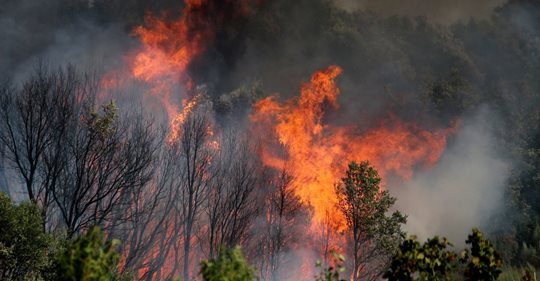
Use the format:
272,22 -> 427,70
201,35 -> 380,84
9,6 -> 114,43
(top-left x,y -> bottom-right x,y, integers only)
392,109 -> 509,245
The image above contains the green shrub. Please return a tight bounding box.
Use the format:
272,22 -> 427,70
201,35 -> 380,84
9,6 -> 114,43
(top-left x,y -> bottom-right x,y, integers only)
385,229 -> 502,281
54,226 -> 121,281
460,228 -> 502,281
314,252 -> 346,281
0,192 -> 51,280
200,246 -> 256,281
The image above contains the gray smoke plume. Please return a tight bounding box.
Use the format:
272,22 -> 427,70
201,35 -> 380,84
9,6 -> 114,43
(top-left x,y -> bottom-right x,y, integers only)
392,109 -> 509,244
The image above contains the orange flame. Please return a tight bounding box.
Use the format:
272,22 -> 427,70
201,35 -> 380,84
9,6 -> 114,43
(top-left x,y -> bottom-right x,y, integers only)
251,65 -> 459,230
128,0 -> 213,142
131,0 -> 209,84
101,1 -> 229,278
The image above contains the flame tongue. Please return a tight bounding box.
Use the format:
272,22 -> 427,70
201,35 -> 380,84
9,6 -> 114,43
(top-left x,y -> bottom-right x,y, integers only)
132,0 -> 210,84
126,0 -> 256,142
251,65 -> 458,230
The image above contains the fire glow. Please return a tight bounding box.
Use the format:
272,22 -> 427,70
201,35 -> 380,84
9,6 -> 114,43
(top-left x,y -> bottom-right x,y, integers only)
251,65 -> 459,230
129,0 -> 211,141
100,1 -> 459,278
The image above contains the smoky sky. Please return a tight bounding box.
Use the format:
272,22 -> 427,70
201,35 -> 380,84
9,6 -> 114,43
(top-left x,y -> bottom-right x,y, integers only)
334,0 -> 509,24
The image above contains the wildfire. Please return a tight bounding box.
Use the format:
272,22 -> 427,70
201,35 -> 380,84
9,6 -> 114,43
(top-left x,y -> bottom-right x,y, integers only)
251,65 -> 459,230
98,0 -> 457,276
101,1 -> 244,278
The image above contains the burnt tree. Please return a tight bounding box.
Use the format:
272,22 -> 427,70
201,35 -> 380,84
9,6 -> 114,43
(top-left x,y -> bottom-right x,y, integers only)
259,169 -> 308,281
205,130 -> 262,259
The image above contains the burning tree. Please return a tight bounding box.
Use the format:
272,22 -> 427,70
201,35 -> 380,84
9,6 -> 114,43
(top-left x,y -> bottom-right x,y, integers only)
336,161 -> 406,281
172,107 -> 215,281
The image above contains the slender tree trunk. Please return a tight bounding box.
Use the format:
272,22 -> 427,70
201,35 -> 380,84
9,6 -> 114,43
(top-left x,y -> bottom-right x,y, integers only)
183,216 -> 193,280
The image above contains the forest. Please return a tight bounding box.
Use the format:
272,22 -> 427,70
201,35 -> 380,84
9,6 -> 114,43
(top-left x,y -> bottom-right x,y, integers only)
0,0 -> 539,280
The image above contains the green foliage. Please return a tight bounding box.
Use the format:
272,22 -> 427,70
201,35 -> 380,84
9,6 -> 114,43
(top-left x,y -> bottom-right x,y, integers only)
336,161 -> 406,280
460,228 -> 502,281
87,100 -> 118,140
314,252 -> 346,281
424,69 -> 476,121
200,246 -> 256,281
0,192 -> 51,280
0,194 -> 125,281
385,229 -> 503,281
336,161 -> 407,251
54,226 -> 121,281
384,236 -> 456,281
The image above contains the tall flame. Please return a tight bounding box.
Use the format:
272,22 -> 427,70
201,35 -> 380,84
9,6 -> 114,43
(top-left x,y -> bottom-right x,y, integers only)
251,65 -> 459,229
103,1 -> 253,278
128,0 -> 214,141
131,0 -> 209,85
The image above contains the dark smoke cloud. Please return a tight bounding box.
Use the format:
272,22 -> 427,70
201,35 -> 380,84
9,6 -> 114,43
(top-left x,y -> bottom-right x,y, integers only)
334,0 -> 509,24
0,0 -> 186,81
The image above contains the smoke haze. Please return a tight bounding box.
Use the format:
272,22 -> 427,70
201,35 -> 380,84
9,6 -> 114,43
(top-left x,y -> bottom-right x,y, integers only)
393,109 -> 509,244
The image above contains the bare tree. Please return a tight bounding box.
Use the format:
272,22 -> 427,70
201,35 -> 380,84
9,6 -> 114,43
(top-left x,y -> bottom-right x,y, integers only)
0,64 -> 82,224
169,107 -> 215,281
115,106 -> 216,281
0,83 -> 11,195
259,169 -> 308,281
317,209 -> 342,265
48,98 -> 156,237
109,122 -> 178,280
205,130 -> 263,259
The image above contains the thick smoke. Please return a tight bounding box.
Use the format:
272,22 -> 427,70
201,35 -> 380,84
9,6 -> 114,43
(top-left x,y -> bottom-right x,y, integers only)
392,109 -> 509,244
334,0 -> 508,24
0,0 -> 137,82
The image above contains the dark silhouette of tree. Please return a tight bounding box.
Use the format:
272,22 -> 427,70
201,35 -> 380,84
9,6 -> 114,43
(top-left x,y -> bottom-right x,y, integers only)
50,101 -> 156,237
0,64 -> 80,225
259,169 -> 308,281
205,130 -> 263,259
166,106 -> 215,281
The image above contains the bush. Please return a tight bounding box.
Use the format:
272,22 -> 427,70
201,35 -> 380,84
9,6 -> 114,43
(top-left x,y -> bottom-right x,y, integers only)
0,192 -> 51,280
54,226 -> 121,281
200,246 -> 256,281
385,229 -> 502,281
460,228 -> 502,281
314,252 -> 346,281
383,235 -> 456,281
